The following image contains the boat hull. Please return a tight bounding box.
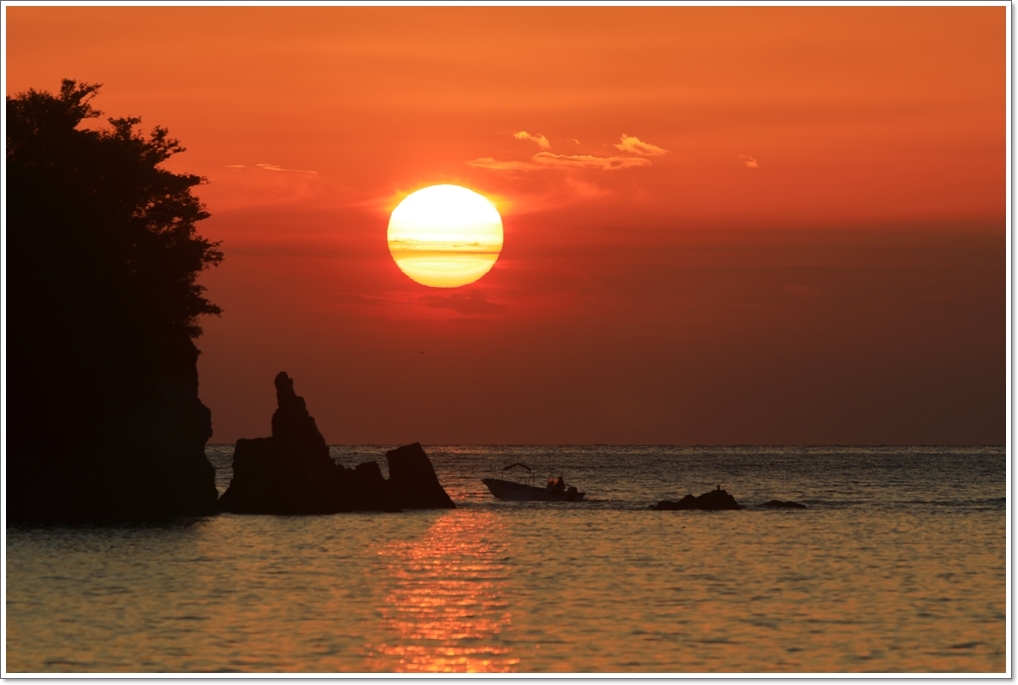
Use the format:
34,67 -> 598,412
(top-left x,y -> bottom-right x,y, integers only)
482,478 -> 585,502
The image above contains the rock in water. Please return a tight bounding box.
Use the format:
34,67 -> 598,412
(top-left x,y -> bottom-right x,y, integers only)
651,494 -> 699,510
219,372 -> 350,514
271,372 -> 332,471
219,373 -> 452,514
652,487 -> 742,511
387,443 -> 456,509
351,461 -> 401,513
762,499 -> 806,509
217,437 -> 275,513
695,487 -> 742,510
265,372 -> 349,514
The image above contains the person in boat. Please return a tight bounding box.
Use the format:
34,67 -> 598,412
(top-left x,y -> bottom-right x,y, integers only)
547,476 -> 566,495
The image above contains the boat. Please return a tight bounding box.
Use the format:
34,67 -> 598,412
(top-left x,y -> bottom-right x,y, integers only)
482,463 -> 586,502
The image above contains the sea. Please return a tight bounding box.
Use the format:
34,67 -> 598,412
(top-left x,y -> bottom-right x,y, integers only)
5,445 -> 1008,674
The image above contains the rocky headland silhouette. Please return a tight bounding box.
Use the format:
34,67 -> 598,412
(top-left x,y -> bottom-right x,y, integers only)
218,372 -> 454,514
7,80 -> 221,522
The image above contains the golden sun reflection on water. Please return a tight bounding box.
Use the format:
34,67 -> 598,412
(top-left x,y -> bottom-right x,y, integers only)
365,511 -> 518,673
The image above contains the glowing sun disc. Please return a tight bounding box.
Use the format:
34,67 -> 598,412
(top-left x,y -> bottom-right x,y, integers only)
387,184 -> 503,288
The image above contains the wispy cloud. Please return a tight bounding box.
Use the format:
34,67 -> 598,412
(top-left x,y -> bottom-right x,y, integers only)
208,162 -> 337,211
533,152 -> 651,170
466,157 -> 541,172
468,151 -> 652,172
336,287 -> 509,321
472,132 -> 667,174
738,155 -> 759,169
614,134 -> 667,157
255,162 -> 318,174
223,162 -> 317,174
419,289 -> 506,315
513,131 -> 551,150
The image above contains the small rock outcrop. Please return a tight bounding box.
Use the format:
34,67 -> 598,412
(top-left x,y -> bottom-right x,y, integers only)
351,461 -> 401,512
387,443 -> 456,509
762,499 -> 806,509
218,372 -> 453,514
653,495 -> 700,510
652,486 -> 742,511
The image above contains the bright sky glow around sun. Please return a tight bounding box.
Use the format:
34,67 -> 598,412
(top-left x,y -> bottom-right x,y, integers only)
387,184 -> 504,288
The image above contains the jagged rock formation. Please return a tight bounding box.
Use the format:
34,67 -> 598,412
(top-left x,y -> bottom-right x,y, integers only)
651,486 -> 743,511
762,499 -> 807,509
218,372 -> 454,514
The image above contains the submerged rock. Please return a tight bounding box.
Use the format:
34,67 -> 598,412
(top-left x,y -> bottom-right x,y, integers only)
762,499 -> 806,509
652,494 -> 700,510
218,372 -> 453,514
652,486 -> 742,511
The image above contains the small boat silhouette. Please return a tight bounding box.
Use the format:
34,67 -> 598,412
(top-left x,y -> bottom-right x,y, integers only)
482,463 -> 585,502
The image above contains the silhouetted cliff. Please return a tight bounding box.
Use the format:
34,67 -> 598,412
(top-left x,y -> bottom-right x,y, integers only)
7,80 -> 222,521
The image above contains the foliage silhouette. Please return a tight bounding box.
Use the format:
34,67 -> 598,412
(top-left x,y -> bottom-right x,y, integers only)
7,80 -> 222,521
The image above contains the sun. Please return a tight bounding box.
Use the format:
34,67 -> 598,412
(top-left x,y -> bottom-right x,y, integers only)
387,184 -> 503,288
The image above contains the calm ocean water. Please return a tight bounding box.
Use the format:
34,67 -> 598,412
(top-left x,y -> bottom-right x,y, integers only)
5,445 -> 1007,673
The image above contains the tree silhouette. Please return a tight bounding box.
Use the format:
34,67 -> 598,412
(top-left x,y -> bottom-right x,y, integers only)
7,80 -> 223,520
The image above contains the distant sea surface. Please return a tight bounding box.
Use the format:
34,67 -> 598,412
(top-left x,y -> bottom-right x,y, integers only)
6,445 -> 1006,673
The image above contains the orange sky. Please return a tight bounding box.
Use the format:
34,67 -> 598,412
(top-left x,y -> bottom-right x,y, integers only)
5,5 -> 1007,444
